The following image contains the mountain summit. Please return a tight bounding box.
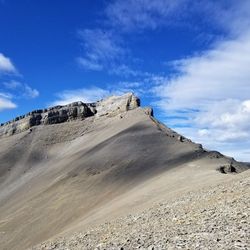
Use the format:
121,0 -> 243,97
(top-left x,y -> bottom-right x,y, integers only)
0,93 -> 249,250
0,93 -> 140,136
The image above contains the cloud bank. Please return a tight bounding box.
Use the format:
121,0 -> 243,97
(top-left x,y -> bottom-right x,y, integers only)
153,32 -> 250,161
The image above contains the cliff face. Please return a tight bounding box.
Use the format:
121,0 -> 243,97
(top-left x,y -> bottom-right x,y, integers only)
0,93 -> 140,137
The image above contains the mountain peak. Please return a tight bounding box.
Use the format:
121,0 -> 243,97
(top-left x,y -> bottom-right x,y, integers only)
0,92 -> 141,137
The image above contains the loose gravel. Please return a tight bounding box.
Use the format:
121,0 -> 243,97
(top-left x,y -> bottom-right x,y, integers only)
33,171 -> 250,250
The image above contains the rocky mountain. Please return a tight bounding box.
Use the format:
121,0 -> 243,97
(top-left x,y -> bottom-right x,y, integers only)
0,93 -> 249,250
0,93 -> 139,136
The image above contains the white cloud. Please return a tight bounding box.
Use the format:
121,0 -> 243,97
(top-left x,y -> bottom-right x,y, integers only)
3,80 -> 21,89
213,0 -> 250,36
23,84 -> 39,98
153,32 -> 250,161
105,0 -> 188,31
77,0 -> 246,75
77,1 -> 237,74
51,87 -> 111,106
0,53 -> 16,74
77,29 -> 125,71
77,29 -> 145,76
173,126 -> 250,162
2,81 -> 39,99
0,56 -> 38,113
105,0 -> 245,33
0,92 -> 17,111
155,33 -> 250,110
77,57 -> 103,71
109,64 -> 145,77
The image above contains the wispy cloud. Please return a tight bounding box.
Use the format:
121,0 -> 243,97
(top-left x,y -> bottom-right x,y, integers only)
109,64 -> 151,77
51,87 -> 111,106
0,80 -> 39,112
77,1 -> 188,73
0,92 -> 17,111
105,0 -> 189,31
0,52 -> 39,113
3,80 -> 39,99
210,0 -> 250,36
77,57 -> 103,71
0,53 -> 17,74
77,0 -> 239,76
23,84 -> 39,98
77,29 -> 126,72
50,82 -> 149,107
104,0 -> 242,34
3,80 -> 21,89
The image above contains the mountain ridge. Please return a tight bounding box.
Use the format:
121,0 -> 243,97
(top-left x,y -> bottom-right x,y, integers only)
0,93 -> 249,250
0,92 -> 140,137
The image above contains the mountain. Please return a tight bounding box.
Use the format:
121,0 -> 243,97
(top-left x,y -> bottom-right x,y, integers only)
0,93 -> 249,250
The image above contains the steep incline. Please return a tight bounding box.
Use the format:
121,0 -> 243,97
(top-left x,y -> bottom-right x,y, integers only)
0,93 -> 248,250
35,171 -> 250,250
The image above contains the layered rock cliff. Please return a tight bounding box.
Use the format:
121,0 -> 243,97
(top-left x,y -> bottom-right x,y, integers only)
0,93 -> 140,137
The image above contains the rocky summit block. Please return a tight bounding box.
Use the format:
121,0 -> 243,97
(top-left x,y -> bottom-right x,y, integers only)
95,92 -> 140,117
0,93 -> 140,137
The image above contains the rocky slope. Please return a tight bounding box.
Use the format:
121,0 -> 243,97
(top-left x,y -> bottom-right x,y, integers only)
34,170 -> 250,250
0,93 -> 249,250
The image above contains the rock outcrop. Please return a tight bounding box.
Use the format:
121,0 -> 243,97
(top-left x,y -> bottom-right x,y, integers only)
95,93 -> 140,117
0,93 -> 140,137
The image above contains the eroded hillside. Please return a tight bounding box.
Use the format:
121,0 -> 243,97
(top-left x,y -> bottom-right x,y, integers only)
0,93 -> 248,250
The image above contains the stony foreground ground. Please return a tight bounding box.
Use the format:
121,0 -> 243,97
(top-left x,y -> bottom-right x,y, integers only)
33,171 -> 250,250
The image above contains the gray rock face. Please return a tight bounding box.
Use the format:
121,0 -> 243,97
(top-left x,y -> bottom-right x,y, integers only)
0,93 -> 141,137
95,92 -> 140,117
217,164 -> 238,174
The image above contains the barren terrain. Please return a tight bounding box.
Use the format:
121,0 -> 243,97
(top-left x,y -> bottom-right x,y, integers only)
0,94 -> 249,250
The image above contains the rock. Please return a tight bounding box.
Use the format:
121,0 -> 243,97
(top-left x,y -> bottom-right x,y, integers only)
217,164 -> 237,174
95,92 -> 140,117
178,135 -> 184,142
144,107 -> 153,116
0,93 -> 141,137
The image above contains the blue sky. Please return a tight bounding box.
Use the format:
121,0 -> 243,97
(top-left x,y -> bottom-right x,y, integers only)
1,0 -> 250,161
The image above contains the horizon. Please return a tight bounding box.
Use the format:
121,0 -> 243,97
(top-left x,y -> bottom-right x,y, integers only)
0,0 -> 250,161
